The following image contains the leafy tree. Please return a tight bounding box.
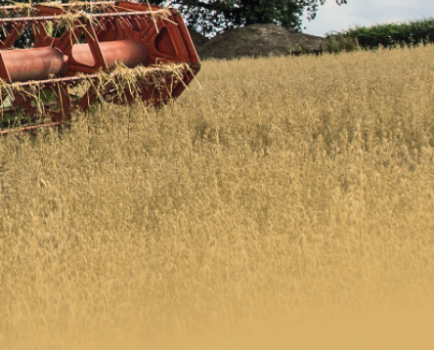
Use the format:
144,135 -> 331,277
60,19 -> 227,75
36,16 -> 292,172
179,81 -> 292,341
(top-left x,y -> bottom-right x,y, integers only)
151,0 -> 348,35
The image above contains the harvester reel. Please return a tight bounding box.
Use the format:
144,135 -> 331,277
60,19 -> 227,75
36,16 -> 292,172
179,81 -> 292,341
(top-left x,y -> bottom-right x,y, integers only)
0,1 -> 201,134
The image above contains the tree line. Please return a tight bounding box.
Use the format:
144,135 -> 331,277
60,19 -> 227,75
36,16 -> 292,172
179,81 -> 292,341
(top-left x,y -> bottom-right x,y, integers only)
327,18 -> 434,51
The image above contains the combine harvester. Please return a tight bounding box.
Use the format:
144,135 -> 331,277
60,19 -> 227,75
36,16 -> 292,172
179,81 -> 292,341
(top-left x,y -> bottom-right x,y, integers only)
0,0 -> 200,135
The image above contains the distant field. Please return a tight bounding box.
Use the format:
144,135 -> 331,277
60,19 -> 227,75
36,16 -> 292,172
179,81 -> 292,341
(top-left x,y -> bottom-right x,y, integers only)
2,46 -> 434,349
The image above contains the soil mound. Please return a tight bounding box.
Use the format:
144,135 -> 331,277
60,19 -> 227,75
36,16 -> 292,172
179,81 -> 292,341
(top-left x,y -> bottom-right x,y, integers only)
188,29 -> 209,49
198,24 -> 327,60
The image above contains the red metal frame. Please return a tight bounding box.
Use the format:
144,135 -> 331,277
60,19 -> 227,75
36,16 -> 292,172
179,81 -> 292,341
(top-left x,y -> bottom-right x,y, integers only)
0,1 -> 201,135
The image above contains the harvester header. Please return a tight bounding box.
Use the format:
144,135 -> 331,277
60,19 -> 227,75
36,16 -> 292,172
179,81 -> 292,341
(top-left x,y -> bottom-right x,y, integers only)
0,1 -> 201,134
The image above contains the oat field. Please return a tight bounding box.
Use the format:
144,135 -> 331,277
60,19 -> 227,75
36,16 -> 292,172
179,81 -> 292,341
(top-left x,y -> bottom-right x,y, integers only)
2,46 -> 434,349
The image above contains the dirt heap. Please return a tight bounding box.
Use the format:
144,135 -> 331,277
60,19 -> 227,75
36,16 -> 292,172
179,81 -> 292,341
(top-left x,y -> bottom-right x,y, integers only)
198,23 -> 327,60
188,29 -> 210,49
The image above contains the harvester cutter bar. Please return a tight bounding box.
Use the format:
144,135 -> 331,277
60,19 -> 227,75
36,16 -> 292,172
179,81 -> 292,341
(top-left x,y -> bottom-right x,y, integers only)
0,2 -> 116,10
0,122 -> 62,136
7,74 -> 99,87
0,1 -> 201,135
0,10 -> 175,24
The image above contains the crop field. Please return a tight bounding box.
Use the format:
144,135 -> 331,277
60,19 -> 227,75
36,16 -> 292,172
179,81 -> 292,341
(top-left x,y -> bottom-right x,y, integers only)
2,46 -> 434,349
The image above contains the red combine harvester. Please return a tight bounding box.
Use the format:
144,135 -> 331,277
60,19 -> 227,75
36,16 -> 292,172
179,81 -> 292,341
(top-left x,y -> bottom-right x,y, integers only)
0,1 -> 200,134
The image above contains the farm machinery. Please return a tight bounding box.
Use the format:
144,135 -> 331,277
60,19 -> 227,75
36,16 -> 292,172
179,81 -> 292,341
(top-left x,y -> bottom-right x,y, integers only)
0,1 -> 200,134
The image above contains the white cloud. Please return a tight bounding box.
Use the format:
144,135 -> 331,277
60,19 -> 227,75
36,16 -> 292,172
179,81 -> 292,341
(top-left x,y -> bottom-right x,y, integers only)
302,0 -> 434,36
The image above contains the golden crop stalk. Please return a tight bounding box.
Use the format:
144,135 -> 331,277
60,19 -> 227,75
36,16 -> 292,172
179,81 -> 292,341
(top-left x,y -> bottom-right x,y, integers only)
1,45 -> 434,350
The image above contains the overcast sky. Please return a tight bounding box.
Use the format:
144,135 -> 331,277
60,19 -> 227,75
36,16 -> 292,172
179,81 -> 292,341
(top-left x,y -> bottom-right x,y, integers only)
302,0 -> 434,37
